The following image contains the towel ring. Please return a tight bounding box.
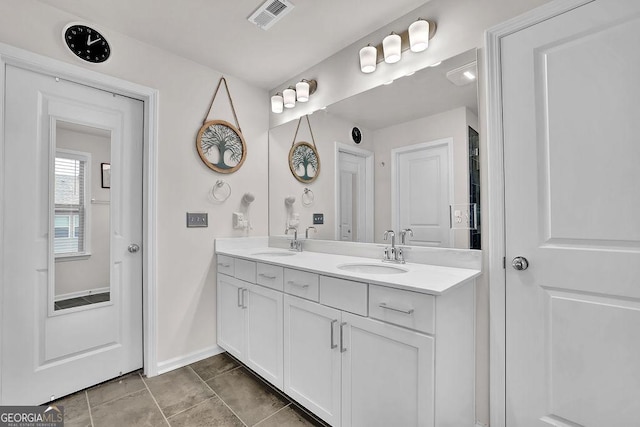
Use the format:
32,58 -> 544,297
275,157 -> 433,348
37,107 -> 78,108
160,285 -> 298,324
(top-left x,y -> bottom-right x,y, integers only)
302,187 -> 314,207
210,179 -> 231,202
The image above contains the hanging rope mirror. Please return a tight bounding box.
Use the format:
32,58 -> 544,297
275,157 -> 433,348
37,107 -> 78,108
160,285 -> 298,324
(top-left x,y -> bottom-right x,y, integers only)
288,115 -> 320,183
196,77 -> 247,174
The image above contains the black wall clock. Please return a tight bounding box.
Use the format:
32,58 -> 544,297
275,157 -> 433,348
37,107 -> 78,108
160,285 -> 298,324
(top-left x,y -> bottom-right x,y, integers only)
63,23 -> 111,64
351,127 -> 362,144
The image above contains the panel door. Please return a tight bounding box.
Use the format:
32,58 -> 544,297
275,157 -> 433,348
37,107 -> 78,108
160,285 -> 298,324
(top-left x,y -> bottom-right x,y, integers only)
393,139 -> 452,247
1,65 -> 143,404
501,0 -> 640,424
341,313 -> 434,427
338,151 -> 367,242
216,275 -> 246,360
245,283 -> 284,390
284,295 -> 342,426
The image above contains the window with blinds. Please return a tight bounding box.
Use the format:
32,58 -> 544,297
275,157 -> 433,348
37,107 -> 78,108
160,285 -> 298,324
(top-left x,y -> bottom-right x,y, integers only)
54,151 -> 89,257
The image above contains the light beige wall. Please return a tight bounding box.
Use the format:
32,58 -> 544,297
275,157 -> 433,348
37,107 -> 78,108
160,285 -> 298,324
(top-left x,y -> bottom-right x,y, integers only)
0,0 -> 269,364
55,128 -> 110,297
269,112 -> 373,240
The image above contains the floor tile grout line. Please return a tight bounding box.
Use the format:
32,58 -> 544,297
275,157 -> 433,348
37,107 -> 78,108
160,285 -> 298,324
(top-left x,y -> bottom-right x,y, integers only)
139,372 -> 171,426
85,380 -> 148,410
253,402 -> 292,426
197,364 -> 243,383
187,365 -> 249,427
165,396 -> 218,421
85,391 -> 95,427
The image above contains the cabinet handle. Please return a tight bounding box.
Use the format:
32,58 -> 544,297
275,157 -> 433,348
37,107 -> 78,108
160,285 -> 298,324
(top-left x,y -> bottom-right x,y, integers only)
242,288 -> 248,309
259,273 -> 277,280
287,280 -> 309,289
340,322 -> 347,353
330,319 -> 338,349
378,302 -> 414,315
237,287 -> 243,307
218,263 -> 231,268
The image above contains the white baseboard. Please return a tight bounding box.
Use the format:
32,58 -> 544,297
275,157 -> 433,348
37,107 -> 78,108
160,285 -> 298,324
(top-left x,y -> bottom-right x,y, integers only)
155,345 -> 224,376
55,286 -> 110,302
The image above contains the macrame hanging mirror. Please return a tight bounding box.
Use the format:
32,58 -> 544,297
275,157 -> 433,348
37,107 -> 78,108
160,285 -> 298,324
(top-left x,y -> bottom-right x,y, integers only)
288,115 -> 320,183
196,77 -> 247,174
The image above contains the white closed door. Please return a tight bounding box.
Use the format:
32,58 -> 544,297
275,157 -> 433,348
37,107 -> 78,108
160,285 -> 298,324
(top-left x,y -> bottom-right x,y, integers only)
393,139 -> 452,247
284,295 -> 341,426
217,275 -> 246,360
341,313 -> 434,427
502,0 -> 640,425
1,65 -> 143,404
338,151 -> 366,242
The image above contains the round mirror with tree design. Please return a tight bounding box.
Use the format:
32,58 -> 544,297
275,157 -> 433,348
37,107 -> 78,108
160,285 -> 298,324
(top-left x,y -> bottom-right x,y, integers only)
289,141 -> 320,183
196,119 -> 247,174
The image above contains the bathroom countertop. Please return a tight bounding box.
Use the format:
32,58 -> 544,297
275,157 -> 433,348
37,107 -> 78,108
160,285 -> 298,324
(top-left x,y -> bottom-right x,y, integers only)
216,247 -> 480,296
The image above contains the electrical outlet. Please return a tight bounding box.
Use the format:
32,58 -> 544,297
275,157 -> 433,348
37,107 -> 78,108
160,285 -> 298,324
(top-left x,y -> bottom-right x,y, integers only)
186,212 -> 208,228
313,213 -> 324,225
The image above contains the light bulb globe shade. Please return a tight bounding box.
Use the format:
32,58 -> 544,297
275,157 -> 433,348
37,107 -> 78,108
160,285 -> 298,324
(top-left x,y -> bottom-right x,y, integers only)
271,94 -> 284,114
408,20 -> 430,52
283,88 -> 296,108
359,45 -> 377,73
296,81 -> 310,102
383,33 -> 402,64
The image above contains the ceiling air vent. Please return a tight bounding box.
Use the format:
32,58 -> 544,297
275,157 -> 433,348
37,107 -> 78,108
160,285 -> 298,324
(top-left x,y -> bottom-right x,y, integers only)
248,0 -> 295,31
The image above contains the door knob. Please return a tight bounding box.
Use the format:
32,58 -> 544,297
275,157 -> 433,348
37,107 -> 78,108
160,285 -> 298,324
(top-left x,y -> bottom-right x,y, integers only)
512,256 -> 529,271
128,244 -> 140,253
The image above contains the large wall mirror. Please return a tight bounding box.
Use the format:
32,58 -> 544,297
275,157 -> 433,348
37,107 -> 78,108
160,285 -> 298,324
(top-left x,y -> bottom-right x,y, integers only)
269,48 -> 480,250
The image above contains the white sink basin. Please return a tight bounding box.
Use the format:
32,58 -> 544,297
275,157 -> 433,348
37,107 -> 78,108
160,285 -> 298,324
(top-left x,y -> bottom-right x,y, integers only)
251,251 -> 297,257
337,263 -> 408,275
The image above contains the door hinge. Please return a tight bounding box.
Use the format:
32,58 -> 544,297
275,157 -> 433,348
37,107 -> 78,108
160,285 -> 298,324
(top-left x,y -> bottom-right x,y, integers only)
503,257 -> 506,269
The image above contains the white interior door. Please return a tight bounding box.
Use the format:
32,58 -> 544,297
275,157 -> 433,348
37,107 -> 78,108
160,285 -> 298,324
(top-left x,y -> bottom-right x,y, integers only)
1,65 -> 143,404
393,139 -> 452,247
337,151 -> 367,242
502,0 -> 640,425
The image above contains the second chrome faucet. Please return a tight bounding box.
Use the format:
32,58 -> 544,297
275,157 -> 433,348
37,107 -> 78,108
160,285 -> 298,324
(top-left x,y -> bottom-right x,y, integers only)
383,228 -> 413,263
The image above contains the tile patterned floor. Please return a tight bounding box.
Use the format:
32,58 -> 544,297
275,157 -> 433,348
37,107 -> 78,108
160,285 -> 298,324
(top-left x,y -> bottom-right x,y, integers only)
55,292 -> 111,310
54,353 -> 329,427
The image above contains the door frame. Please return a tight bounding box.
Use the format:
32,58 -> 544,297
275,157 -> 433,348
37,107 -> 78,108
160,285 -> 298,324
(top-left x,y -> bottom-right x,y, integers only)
334,142 -> 374,242
391,138 -> 453,246
0,41 -> 160,388
484,0 -> 594,425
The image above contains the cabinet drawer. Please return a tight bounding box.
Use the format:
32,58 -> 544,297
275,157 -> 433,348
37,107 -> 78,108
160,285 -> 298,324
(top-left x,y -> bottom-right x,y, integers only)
319,276 -> 368,316
368,284 -> 435,334
284,268 -> 319,302
235,259 -> 256,283
257,263 -> 284,291
216,255 -> 235,276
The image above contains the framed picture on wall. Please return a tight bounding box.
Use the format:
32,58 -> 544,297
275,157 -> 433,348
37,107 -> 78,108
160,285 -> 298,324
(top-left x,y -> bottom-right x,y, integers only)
101,163 -> 111,189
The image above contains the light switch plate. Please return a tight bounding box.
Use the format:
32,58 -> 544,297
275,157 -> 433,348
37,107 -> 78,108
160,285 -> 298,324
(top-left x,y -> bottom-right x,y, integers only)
313,213 -> 324,225
187,212 -> 208,228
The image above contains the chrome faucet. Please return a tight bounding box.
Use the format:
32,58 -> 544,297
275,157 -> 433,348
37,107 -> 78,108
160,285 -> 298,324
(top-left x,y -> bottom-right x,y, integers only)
286,226 -> 302,251
383,229 -> 407,263
305,226 -> 317,239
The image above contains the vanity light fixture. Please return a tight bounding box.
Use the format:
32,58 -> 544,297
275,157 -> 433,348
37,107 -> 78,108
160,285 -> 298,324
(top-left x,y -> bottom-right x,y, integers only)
408,19 -> 430,52
283,87 -> 296,108
271,79 -> 318,113
271,92 -> 284,113
358,19 -> 437,74
383,33 -> 402,63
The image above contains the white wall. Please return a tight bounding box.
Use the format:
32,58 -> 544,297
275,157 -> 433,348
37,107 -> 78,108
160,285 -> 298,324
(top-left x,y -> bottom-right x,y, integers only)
269,112 -> 373,240
55,127 -> 111,297
0,0 -> 269,366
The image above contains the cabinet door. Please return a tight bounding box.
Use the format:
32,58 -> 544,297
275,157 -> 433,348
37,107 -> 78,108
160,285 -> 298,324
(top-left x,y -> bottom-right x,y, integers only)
217,275 -> 246,360
245,283 -> 284,390
284,295 -> 342,427
341,313 -> 434,427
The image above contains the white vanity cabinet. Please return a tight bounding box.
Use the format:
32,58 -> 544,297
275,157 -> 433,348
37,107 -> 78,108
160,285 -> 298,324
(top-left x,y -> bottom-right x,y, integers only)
217,263 -> 284,390
217,253 -> 475,427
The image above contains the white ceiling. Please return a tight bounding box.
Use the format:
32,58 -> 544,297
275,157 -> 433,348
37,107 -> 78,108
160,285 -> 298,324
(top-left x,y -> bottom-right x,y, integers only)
37,0 -> 430,89
326,49 -> 478,130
